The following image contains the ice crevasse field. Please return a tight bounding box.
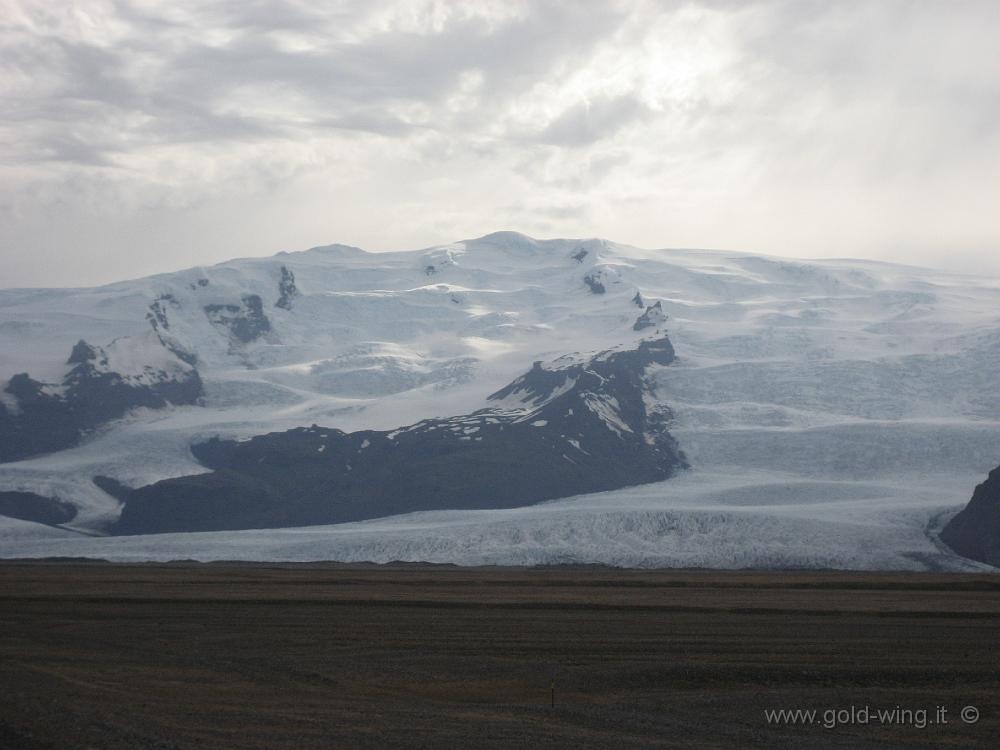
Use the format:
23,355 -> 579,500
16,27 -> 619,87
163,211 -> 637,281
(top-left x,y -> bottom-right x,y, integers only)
1,232 -> 999,570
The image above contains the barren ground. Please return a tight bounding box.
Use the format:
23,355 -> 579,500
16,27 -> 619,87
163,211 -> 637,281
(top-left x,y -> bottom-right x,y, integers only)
1,562 -> 997,749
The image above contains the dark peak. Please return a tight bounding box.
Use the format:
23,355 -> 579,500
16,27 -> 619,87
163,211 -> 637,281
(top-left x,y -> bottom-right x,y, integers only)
67,339 -> 97,365
583,271 -> 606,294
2,337 -> 205,464
489,334 -> 676,408
276,265 -> 299,310
489,363 -> 576,406
632,291 -> 644,308
940,463 -> 1000,567
633,301 -> 668,331
4,372 -> 44,400
572,248 -> 588,263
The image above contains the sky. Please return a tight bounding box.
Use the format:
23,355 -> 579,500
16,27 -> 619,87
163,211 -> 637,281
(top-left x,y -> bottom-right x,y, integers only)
1,0 -> 999,287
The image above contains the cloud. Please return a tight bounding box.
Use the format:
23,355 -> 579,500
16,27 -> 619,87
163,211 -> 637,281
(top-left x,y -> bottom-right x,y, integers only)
0,0 -> 998,286
536,95 -> 651,147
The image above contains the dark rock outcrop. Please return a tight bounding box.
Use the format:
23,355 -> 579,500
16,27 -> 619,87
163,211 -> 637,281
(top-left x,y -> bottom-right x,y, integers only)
0,490 -> 77,526
114,336 -> 687,535
0,374 -> 79,461
0,339 -> 203,463
632,291 -> 645,308
118,470 -> 285,534
67,339 -> 98,365
204,294 -> 271,343
633,301 -> 667,331
145,296 -> 198,364
146,294 -> 178,333
583,271 -> 606,294
941,465 -> 1000,567
275,266 -> 298,309
61,344 -> 202,428
572,248 -> 588,263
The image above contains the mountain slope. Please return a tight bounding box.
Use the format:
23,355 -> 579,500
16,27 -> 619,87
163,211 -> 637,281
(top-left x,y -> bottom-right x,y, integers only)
941,465 -> 1000,566
115,336 -> 685,534
1,232 -> 999,569
0,333 -> 202,462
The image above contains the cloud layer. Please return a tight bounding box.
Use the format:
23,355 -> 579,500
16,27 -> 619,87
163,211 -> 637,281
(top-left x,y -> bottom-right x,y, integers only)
2,0 -> 998,285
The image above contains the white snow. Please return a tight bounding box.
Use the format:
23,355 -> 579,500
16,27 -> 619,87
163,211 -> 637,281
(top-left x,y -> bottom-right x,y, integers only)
0,472 -> 988,571
2,231 -> 1000,570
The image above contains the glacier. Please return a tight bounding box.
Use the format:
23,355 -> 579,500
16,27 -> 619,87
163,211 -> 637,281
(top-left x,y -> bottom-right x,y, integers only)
1,232 -> 999,570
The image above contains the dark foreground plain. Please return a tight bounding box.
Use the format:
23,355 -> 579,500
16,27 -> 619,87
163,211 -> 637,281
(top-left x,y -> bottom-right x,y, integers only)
1,563 -> 998,749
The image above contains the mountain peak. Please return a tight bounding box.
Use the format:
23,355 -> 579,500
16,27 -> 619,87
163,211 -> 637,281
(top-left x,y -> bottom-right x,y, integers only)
472,231 -> 540,247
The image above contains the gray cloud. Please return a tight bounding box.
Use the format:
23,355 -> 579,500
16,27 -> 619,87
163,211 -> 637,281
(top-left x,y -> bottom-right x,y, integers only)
0,0 -> 998,286
537,95 -> 651,147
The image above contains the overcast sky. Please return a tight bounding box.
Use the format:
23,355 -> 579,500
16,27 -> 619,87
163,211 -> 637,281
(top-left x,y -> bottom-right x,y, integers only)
2,0 -> 998,287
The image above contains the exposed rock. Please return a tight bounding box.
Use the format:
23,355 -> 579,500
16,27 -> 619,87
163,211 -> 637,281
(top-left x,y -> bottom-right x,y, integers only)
0,490 -> 77,526
66,339 -> 98,365
146,293 -> 178,332
632,291 -> 645,308
204,294 -> 271,343
144,297 -> 195,362
572,248 -> 588,263
0,337 -> 203,463
583,271 -> 606,294
275,265 -> 298,310
633,301 -> 668,331
118,470 -> 286,534
940,465 -> 1000,567
0,375 -> 79,460
114,336 -> 687,534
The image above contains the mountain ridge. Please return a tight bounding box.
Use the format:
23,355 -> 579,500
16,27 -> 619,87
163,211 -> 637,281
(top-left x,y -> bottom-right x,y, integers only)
114,335 -> 686,534
1,232 -> 999,570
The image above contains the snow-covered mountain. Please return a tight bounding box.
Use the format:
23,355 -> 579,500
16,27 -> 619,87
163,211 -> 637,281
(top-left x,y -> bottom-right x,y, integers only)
1,231 -> 999,569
